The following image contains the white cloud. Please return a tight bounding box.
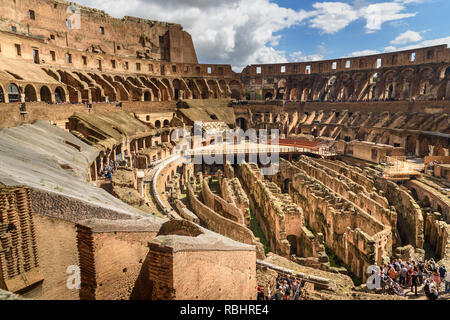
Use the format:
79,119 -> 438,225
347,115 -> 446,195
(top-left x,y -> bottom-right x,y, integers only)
388,36 -> 450,51
74,0 -> 424,70
309,2 -> 359,34
359,3 -> 417,33
349,49 -> 380,57
390,30 -> 423,44
289,51 -> 325,62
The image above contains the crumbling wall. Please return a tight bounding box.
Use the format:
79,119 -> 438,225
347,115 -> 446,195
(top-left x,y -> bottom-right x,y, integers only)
0,187 -> 43,294
276,159 -> 392,281
424,212 -> 450,264
148,220 -> 256,300
201,178 -> 245,224
186,183 -> 254,246
375,178 -> 424,248
239,162 -> 302,258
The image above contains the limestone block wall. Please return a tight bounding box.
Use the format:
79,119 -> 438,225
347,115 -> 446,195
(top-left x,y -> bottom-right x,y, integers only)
407,179 -> 450,223
24,214 -> 79,300
295,157 -> 396,230
374,178 -> 424,248
424,213 -> 450,262
218,168 -> 250,225
277,159 -> 392,280
76,219 -> 159,300
0,187 -> 42,293
148,223 -> 256,301
239,162 -> 303,258
201,178 -> 245,224
186,183 -> 254,246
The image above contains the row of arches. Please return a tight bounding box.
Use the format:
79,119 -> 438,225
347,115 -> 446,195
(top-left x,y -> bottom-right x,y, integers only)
36,67 -> 245,104
0,83 -> 67,104
264,65 -> 450,102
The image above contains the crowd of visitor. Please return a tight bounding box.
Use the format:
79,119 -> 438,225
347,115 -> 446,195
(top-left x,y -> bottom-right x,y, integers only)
98,161 -> 117,179
372,258 -> 449,300
257,275 -> 303,300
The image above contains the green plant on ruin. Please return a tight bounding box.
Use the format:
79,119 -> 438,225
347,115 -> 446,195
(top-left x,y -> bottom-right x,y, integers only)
54,185 -> 63,192
249,209 -> 271,255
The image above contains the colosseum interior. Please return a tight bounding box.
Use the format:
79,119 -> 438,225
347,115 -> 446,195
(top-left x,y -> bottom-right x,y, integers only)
0,0 -> 449,302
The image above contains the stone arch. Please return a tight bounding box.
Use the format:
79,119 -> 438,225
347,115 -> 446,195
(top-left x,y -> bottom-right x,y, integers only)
264,92 -> 273,100
161,78 -> 175,100
282,178 -> 291,193
410,188 -> 419,201
55,86 -> 66,103
422,195 -> 431,208
276,78 -> 287,100
287,235 -> 298,256
151,78 -> 170,101
143,91 -> 151,101
163,120 -> 170,127
440,65 -> 450,79
419,137 -> 430,157
90,87 -> 102,103
229,80 -> 243,100
236,117 -> 248,131
7,83 -> 20,103
207,80 -> 221,99
40,85 -> 52,103
155,120 -> 161,128
405,135 -> 417,156
437,81 -> 450,100
24,84 -> 37,102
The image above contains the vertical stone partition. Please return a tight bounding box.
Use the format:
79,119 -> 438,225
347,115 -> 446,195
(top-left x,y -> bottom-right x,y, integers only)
148,220 -> 256,300
76,218 -> 160,300
0,186 -> 43,293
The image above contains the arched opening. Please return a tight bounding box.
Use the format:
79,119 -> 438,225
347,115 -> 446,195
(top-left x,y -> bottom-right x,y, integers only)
422,196 -> 431,208
144,91 -> 151,101
0,86 -> 4,103
163,120 -> 170,127
40,86 -> 52,104
410,188 -> 418,201
236,118 -> 247,131
90,87 -> 102,103
405,135 -> 417,156
441,66 -> 450,79
264,92 -> 273,100
24,84 -> 37,102
282,179 -> 291,194
419,138 -> 430,157
7,83 -> 20,103
174,89 -> 180,100
155,120 -> 161,128
287,235 -> 298,256
55,87 -> 66,103
229,80 -> 242,100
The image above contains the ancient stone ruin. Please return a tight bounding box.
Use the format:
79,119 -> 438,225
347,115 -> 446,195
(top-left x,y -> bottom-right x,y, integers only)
0,0 -> 449,301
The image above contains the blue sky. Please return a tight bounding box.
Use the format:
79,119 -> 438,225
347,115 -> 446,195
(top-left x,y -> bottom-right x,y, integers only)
78,0 -> 450,71
272,0 -> 450,61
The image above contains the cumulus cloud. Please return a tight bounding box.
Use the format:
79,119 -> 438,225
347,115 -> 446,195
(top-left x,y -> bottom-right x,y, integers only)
75,0 -> 423,70
390,30 -> 423,44
387,36 -> 450,51
349,49 -> 380,57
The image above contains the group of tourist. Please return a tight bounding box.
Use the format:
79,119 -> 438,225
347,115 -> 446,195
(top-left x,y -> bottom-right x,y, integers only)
98,161 -> 117,179
372,258 -> 449,300
257,275 -> 303,300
